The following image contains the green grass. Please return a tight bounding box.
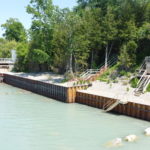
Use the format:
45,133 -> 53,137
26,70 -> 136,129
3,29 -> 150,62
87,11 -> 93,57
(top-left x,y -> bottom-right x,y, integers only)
96,60 -> 150,94
98,64 -> 118,82
98,70 -> 110,82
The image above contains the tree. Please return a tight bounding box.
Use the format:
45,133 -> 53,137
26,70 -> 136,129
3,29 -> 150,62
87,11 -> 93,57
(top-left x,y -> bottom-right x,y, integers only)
0,38 -> 17,58
31,49 -> 49,64
30,49 -> 49,71
81,8 -> 102,69
14,42 -> 29,72
138,23 -> 150,40
11,0 -> 150,74
100,6 -> 118,68
27,0 -> 55,63
52,11 -> 90,74
119,41 -> 137,70
1,18 -> 27,42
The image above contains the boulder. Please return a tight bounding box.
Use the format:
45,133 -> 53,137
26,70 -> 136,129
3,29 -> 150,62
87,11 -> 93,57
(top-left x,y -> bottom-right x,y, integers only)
125,135 -> 137,142
144,127 -> 150,136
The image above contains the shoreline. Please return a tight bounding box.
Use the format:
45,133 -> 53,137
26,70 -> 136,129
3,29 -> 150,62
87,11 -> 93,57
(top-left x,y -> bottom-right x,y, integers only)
1,72 -> 150,121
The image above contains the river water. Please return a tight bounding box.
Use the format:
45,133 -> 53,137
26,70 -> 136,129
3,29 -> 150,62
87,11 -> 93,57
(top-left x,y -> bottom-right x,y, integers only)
0,83 -> 150,150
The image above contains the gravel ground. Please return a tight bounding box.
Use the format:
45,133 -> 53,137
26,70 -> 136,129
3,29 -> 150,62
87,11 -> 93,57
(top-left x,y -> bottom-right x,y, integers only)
79,80 -> 150,106
6,72 -> 75,87
5,72 -> 150,105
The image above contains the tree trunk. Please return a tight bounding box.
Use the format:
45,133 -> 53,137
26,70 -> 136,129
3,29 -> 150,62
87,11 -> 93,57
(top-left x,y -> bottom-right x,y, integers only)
105,44 -> 108,69
74,56 -> 77,73
108,42 -> 113,58
90,50 -> 94,69
39,64 -> 42,72
69,52 -> 74,77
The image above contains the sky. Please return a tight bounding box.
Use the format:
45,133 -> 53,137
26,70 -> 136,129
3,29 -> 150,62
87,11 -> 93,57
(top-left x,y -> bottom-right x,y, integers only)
0,0 -> 77,37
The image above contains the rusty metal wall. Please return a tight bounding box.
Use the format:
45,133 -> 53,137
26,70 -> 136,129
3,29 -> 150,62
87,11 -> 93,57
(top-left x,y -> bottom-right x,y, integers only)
76,91 -> 150,121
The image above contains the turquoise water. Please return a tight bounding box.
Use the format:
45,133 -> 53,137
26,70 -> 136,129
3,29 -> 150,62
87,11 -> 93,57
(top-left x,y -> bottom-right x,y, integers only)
0,84 -> 150,150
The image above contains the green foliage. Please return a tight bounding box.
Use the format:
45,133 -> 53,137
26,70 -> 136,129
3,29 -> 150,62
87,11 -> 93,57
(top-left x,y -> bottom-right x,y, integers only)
119,70 -> 127,76
73,79 -> 91,86
98,71 -> 110,82
138,23 -> 150,40
0,38 -> 17,58
27,0 -> 54,66
98,64 -> 118,82
146,84 -> 150,92
14,42 -> 29,72
30,49 -> 49,64
1,0 -> 150,74
52,11 -> 90,73
130,77 -> 139,88
1,18 -> 27,42
119,70 -> 131,77
61,78 -> 69,83
119,41 -> 137,70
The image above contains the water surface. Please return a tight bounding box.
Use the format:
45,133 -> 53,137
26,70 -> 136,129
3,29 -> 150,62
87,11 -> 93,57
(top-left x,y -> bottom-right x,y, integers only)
0,84 -> 150,150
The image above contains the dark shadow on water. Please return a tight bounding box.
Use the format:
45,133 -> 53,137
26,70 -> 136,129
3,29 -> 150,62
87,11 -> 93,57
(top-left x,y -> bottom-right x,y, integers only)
106,111 -> 122,116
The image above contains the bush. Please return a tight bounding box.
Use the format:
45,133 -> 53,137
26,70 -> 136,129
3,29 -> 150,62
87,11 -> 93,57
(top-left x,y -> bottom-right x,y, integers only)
146,84 -> 150,92
130,77 -> 139,88
98,71 -> 110,82
64,72 -> 73,81
119,70 -> 131,77
119,41 -> 137,70
119,70 -> 127,76
31,49 -> 49,64
113,79 -> 118,83
61,78 -> 69,83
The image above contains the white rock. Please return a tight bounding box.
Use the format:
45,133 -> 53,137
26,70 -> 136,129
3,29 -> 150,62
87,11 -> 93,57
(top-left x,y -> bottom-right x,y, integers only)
112,138 -> 122,146
106,138 -> 122,148
144,127 -> 150,136
125,135 -> 137,142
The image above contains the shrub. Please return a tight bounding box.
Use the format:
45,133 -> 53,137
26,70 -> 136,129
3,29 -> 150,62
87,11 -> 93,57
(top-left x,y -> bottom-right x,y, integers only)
130,77 -> 139,88
126,87 -> 130,92
98,71 -> 110,82
31,49 -> 49,64
107,80 -> 110,84
113,79 -> 118,83
119,70 -> 126,76
119,41 -> 137,70
61,78 -> 69,83
73,82 -> 76,86
146,84 -> 150,92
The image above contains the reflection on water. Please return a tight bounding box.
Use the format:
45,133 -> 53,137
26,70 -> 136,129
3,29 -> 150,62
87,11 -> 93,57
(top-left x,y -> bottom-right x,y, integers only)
0,84 -> 150,150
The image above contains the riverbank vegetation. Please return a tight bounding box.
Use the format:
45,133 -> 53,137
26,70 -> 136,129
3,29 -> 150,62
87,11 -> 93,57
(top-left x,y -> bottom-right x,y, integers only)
0,0 -> 150,76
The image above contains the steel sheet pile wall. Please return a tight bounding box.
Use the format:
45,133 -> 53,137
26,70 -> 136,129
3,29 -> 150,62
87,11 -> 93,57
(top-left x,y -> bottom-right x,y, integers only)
4,74 -> 67,102
67,86 -> 89,103
3,74 -> 89,103
114,102 -> 150,121
0,74 -> 3,82
76,91 -> 150,121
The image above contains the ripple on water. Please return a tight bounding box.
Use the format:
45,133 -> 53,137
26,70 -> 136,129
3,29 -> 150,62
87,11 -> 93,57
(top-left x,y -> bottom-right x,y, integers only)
0,83 -> 149,150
